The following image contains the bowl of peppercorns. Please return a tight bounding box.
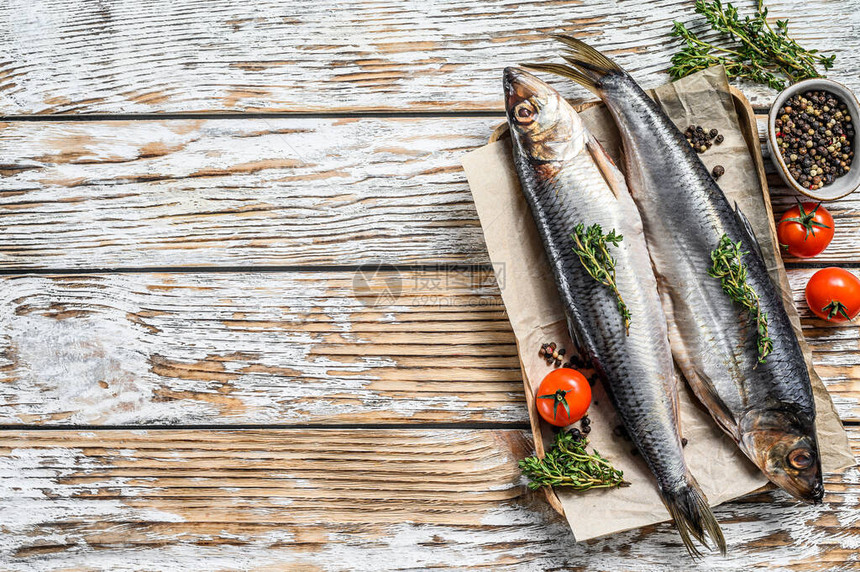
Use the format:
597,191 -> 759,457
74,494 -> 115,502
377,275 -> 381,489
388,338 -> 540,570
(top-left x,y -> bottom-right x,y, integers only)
768,79 -> 858,200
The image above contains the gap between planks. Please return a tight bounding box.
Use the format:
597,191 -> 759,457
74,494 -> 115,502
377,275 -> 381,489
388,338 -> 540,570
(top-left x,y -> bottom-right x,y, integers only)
0,422 -> 533,431
0,108 -> 771,123
0,111 -> 508,122
5,261 -> 859,277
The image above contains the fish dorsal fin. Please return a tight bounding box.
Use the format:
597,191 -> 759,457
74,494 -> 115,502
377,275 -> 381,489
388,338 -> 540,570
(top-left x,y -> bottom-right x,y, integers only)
733,202 -> 765,261
687,364 -> 740,439
586,133 -> 624,199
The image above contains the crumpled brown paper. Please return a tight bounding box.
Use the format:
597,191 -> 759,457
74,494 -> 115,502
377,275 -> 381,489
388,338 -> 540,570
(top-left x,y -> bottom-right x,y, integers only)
461,66 -> 854,542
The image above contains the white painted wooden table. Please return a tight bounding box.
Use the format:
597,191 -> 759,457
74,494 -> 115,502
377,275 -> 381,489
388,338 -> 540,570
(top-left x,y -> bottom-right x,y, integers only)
1,1 -> 858,569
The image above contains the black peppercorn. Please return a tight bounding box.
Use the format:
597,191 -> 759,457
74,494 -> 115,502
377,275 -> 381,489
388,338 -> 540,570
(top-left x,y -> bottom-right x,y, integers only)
712,165 -> 725,179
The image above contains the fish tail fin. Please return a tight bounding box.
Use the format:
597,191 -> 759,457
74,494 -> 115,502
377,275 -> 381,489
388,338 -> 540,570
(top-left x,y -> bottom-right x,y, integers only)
522,36 -> 624,96
661,475 -> 727,558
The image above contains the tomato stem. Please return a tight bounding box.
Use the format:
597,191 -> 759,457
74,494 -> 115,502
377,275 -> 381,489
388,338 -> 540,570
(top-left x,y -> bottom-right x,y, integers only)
782,199 -> 830,239
537,389 -> 571,420
822,300 -> 852,321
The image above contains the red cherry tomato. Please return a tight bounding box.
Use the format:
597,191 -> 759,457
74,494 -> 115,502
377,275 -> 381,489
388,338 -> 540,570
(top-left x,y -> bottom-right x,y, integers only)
777,201 -> 834,258
805,268 -> 860,322
535,368 -> 591,427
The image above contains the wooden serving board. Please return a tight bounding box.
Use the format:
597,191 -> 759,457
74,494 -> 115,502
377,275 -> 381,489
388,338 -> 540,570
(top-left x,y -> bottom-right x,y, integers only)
486,85 -> 850,517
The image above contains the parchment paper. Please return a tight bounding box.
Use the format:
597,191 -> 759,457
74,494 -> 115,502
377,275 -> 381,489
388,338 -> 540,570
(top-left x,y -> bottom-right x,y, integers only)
461,66 -> 854,542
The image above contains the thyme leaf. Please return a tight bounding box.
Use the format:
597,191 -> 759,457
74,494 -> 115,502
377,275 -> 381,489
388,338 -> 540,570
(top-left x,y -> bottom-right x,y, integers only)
519,430 -> 629,491
708,234 -> 773,362
669,0 -> 835,90
571,223 -> 631,334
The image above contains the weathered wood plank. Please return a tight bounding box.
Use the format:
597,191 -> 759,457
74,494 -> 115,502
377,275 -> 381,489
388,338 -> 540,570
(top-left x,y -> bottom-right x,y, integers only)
0,268 -> 856,425
2,116 -> 859,269
1,0 -> 858,114
0,117 -> 491,268
0,428 -> 857,570
0,270 -> 521,424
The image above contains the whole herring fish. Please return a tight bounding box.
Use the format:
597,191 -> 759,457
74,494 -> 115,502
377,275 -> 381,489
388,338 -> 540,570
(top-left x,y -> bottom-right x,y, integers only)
504,67 -> 725,556
527,38 -> 823,503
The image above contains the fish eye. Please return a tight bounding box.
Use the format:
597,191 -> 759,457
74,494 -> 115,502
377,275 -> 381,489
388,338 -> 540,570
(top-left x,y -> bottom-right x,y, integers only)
514,101 -> 536,125
787,448 -> 814,470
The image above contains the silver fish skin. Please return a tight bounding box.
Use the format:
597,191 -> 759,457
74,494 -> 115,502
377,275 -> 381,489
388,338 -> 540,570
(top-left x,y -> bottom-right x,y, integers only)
530,37 -> 823,503
504,67 -> 724,557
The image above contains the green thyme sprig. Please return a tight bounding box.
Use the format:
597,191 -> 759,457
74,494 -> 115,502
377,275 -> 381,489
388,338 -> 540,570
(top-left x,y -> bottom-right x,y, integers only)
519,430 -> 628,491
669,0 -> 835,90
708,234 -> 773,362
571,223 -> 631,334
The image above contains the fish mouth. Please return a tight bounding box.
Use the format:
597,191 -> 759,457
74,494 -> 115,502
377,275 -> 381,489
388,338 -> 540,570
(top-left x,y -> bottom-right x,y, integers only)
810,481 -> 825,504
503,67 -> 549,114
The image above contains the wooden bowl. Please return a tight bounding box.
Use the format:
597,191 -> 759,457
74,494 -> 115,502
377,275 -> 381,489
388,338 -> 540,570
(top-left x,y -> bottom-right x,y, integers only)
767,78 -> 860,201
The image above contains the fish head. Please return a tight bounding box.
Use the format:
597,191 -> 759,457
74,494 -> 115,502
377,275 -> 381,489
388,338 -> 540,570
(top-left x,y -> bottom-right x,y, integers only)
739,408 -> 823,503
503,67 -> 584,162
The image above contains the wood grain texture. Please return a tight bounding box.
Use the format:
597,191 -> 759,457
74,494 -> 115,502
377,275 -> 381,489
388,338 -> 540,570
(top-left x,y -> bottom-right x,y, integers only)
2,116 -> 859,270
0,117 -> 490,268
0,268 -> 856,425
0,428 -> 857,571
1,0 -> 858,114
0,270 -> 520,425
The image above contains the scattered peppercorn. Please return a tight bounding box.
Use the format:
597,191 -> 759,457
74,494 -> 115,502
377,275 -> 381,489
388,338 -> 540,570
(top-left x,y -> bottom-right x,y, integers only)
613,424 -> 631,441
539,341 -> 566,367
681,437 -> 688,447
580,415 -> 590,427
684,124 -> 723,154
712,165 -> 725,179
776,90 -> 855,191
568,427 -> 582,440
582,425 -> 591,435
